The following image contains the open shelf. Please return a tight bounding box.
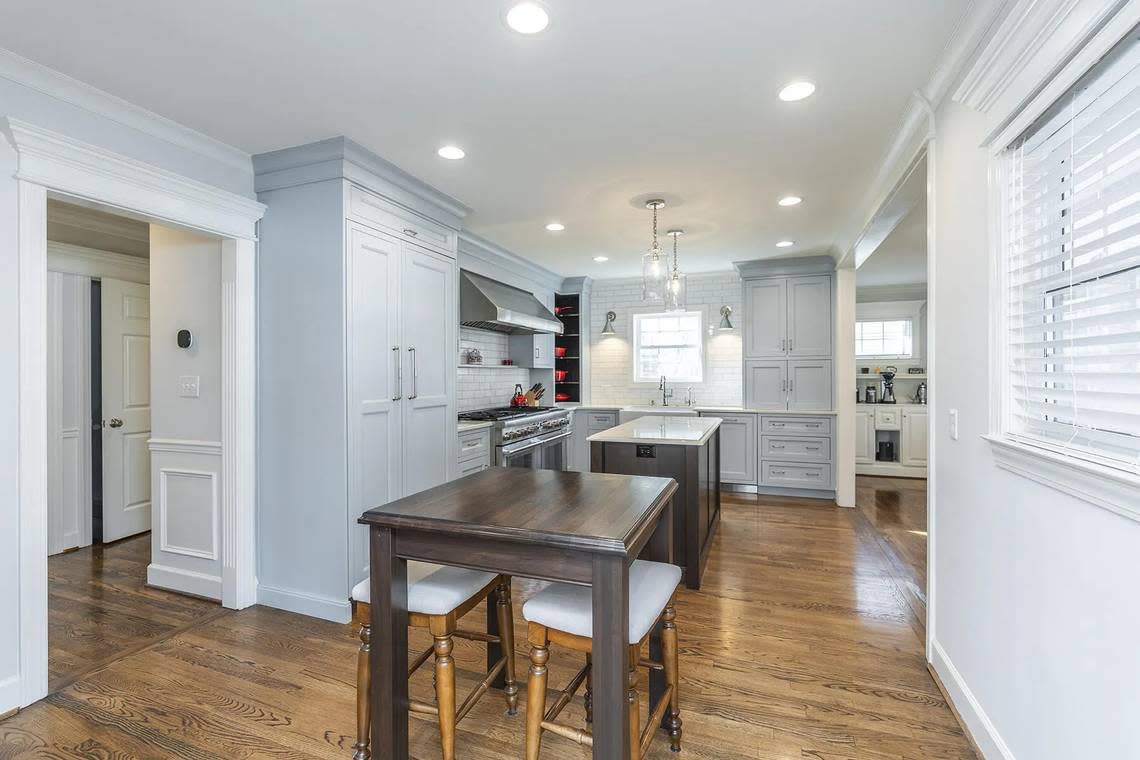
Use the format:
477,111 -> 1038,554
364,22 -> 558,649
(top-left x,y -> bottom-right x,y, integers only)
857,373 -> 926,380
458,364 -> 527,370
554,292 -> 583,403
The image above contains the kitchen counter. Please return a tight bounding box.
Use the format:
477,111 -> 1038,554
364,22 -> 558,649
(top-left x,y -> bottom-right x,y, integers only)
557,403 -> 624,412
856,403 -> 928,409
458,420 -> 495,433
589,415 -> 721,446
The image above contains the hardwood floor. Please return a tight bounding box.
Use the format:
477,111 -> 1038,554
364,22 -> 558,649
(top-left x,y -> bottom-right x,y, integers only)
854,475 -> 927,606
4,492 -> 975,759
47,533 -> 222,693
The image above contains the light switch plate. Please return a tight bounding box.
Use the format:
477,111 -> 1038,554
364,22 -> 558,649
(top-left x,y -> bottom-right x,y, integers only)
948,409 -> 959,441
178,375 -> 200,398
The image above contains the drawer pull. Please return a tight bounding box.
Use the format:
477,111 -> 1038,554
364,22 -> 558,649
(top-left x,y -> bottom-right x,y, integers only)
770,444 -> 785,449
771,422 -> 785,428
771,470 -> 785,476
403,228 -> 418,237
805,446 -> 820,451
806,423 -> 820,428
806,472 -> 820,477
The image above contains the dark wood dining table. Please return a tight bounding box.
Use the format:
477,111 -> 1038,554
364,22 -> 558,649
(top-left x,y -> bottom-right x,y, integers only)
358,467 -> 678,760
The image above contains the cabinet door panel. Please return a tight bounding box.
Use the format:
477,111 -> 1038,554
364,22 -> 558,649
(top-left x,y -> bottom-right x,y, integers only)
787,360 -> 832,411
855,411 -> 874,464
744,279 -> 787,357
348,224 -> 402,583
901,409 -> 929,467
705,413 -> 756,484
402,243 -> 457,496
787,276 -> 832,357
744,360 -> 787,409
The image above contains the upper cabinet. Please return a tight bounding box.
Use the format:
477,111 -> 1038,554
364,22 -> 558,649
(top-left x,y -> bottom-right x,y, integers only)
736,257 -> 836,410
743,273 -> 831,359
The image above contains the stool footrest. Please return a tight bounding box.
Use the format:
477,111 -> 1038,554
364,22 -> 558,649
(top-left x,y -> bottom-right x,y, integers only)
456,656 -> 508,723
640,683 -> 675,757
540,719 -> 593,747
544,663 -> 589,723
454,629 -> 501,644
639,657 -> 664,671
409,644 -> 434,676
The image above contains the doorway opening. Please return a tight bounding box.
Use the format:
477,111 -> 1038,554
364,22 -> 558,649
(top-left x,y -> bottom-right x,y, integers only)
850,154 -> 931,625
45,199 -> 222,692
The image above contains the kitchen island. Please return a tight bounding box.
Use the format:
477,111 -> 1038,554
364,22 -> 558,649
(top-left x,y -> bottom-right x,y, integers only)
589,415 -> 721,590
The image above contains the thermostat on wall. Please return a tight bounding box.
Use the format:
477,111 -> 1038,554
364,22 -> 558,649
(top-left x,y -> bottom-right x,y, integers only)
177,329 -> 193,349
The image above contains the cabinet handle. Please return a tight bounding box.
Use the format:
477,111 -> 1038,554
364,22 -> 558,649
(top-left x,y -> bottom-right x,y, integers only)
806,446 -> 820,451
781,338 -> 786,352
788,338 -> 793,352
788,379 -> 794,392
408,347 -> 418,399
807,423 -> 820,428
770,444 -> 785,449
781,379 -> 786,392
392,346 -> 402,400
535,347 -> 540,359
403,228 -> 418,237
806,471 -> 820,477
772,469 -> 786,476
771,422 -> 785,428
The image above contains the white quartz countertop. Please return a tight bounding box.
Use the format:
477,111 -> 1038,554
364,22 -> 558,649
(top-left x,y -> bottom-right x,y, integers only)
694,406 -> 839,416
856,403 -> 928,410
588,415 -> 722,446
457,420 -> 495,433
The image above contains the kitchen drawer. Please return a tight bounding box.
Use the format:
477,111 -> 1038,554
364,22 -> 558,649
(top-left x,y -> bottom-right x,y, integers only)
457,429 -> 491,464
875,408 -> 901,430
348,184 -> 457,254
761,460 -> 833,490
760,416 -> 831,435
458,458 -> 489,478
585,411 -> 618,430
761,435 -> 831,463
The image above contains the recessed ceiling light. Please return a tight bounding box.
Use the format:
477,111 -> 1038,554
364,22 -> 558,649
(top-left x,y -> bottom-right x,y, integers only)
545,222 -> 565,232
437,145 -> 465,160
506,2 -> 549,34
776,240 -> 795,248
593,256 -> 609,262
778,81 -> 816,102
778,195 -> 803,207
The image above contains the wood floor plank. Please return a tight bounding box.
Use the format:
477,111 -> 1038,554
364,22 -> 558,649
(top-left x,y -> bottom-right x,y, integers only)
4,480 -> 974,759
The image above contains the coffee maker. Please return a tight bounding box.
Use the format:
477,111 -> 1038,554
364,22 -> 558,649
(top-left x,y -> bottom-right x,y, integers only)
880,366 -> 897,404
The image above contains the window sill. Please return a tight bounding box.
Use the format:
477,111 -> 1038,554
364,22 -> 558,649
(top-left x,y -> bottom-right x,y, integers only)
982,435 -> 1140,524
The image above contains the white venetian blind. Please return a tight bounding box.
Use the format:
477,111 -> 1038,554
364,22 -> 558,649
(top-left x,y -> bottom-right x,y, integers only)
1004,32 -> 1140,474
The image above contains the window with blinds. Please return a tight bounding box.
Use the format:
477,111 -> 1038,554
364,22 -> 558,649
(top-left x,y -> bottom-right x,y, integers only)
1003,30 -> 1140,474
632,312 -> 704,383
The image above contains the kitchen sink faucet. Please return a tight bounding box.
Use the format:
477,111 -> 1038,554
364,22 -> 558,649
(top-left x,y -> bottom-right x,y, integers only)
659,375 -> 674,406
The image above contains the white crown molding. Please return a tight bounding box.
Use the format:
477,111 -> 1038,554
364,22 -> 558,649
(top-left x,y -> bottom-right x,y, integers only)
984,435 -> 1140,524
4,119 -> 265,240
458,230 -> 565,293
855,283 -> 928,302
0,46 -> 251,173
148,438 -> 223,455
47,241 -> 149,283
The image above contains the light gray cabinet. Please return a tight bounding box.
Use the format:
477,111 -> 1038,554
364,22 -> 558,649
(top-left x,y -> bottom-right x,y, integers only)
458,427 -> 492,477
509,332 -> 555,368
744,360 -> 787,408
901,409 -> 929,467
702,413 -> 756,484
744,279 -> 786,357
761,460 -> 833,489
571,409 -> 618,472
787,276 -> 832,357
787,360 -> 833,411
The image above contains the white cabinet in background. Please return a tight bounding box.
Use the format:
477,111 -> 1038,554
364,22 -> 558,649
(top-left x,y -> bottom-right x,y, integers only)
457,427 -> 492,477
855,410 -> 875,464
744,279 -> 787,357
901,408 -> 929,467
787,360 -> 833,411
708,413 -> 757,485
786,276 -> 832,357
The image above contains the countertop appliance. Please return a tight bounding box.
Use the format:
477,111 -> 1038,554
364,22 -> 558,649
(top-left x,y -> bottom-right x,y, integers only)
864,386 -> 878,404
879,366 -> 898,404
915,382 -> 928,405
458,406 -> 572,470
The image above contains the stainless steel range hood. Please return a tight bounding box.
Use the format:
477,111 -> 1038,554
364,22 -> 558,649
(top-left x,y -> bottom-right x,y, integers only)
460,270 -> 564,335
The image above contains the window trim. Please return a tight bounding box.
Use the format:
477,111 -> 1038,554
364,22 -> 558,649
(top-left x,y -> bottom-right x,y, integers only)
631,310 -> 705,384
855,317 -> 916,360
984,21 -> 1140,517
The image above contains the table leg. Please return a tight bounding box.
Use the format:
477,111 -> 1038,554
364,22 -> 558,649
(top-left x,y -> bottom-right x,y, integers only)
591,554 -> 631,760
370,527 -> 409,759
644,496 -> 674,728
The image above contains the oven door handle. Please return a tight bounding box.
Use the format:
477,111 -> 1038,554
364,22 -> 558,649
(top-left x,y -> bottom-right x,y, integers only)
501,429 -> 572,456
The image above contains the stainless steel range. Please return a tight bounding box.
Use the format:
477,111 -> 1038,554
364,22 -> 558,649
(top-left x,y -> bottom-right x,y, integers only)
458,406 -> 572,470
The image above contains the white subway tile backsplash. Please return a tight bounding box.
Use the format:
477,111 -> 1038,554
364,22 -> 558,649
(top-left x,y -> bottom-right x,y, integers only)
457,327 -> 536,411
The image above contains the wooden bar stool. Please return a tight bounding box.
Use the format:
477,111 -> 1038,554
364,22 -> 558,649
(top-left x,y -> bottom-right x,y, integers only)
350,564 -> 518,760
521,560 -> 683,759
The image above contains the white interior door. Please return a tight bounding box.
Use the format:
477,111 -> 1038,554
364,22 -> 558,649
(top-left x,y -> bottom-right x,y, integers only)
101,278 -> 152,542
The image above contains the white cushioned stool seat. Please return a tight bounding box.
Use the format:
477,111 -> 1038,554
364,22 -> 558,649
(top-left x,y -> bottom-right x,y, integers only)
522,560 -> 681,643
351,562 -> 498,616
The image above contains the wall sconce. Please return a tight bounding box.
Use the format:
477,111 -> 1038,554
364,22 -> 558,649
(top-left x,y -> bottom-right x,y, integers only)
718,306 -> 734,330
601,310 -> 617,335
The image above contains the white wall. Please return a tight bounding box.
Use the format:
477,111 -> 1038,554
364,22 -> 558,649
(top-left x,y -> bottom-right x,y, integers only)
930,97 -> 1140,759
457,327 -> 532,411
589,272 -> 743,407
147,225 -> 225,600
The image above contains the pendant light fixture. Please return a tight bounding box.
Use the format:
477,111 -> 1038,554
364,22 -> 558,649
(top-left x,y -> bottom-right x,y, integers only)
664,228 -> 687,311
641,199 -> 667,302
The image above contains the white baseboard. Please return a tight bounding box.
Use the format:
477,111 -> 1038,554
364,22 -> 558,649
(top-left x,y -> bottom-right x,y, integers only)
0,674 -> 20,715
147,563 -> 222,601
930,639 -> 1015,760
257,583 -> 352,624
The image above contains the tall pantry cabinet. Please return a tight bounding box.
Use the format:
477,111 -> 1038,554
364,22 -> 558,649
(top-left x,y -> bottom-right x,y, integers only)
254,138 -> 465,623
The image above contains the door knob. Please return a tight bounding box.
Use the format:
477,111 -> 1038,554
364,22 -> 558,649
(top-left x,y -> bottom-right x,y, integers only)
108,418 -> 124,429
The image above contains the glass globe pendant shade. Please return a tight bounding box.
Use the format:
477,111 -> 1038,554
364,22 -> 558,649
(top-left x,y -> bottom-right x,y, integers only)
642,245 -> 667,302
665,270 -> 687,311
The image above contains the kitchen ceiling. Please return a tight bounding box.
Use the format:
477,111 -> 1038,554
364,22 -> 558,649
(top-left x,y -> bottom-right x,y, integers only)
856,203 -> 928,288
0,0 -> 970,277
